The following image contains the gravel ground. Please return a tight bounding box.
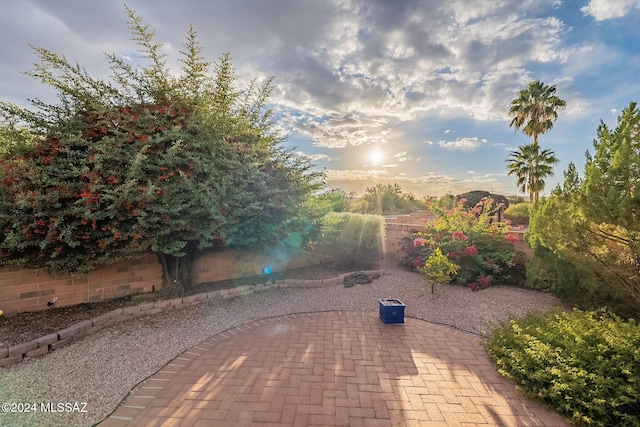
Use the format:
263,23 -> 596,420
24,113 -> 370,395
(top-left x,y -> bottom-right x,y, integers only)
0,267 -> 565,427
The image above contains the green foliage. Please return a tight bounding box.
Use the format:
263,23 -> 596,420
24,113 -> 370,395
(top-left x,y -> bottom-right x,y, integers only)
0,125 -> 39,156
399,197 -> 526,289
506,194 -> 528,205
419,248 -> 458,293
351,183 -> 426,215
434,193 -> 456,210
316,212 -> 384,269
527,189 -> 634,314
503,203 -> 530,226
0,8 -> 323,293
506,143 -> 559,203
509,80 -> 567,146
310,188 -> 353,215
526,103 -> 640,316
524,246 -> 579,294
582,102 -> 640,249
485,309 -> 640,426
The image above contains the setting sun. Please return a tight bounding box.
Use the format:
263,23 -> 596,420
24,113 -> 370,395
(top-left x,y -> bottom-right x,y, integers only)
369,149 -> 384,165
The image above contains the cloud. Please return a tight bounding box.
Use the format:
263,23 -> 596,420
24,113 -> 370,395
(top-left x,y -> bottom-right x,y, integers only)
325,169 -> 390,181
2,0 -> 574,145
581,0 -> 640,21
393,151 -> 408,162
277,109 -> 392,148
438,137 -> 488,150
245,0 -> 571,145
295,152 -> 333,162
119,51 -> 142,61
492,142 -> 513,151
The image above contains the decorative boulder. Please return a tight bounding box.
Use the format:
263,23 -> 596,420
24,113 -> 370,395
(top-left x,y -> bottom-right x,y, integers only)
343,272 -> 380,288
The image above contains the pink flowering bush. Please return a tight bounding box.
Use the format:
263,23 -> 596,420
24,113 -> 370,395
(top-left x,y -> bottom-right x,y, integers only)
399,197 -> 526,289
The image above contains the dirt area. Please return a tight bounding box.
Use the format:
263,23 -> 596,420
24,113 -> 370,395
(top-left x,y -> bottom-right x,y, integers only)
1,262 -> 366,348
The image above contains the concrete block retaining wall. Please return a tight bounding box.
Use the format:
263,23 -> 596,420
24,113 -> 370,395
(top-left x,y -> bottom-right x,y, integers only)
0,270 -> 384,368
383,211 -> 436,260
0,254 -> 162,317
0,250 -> 319,317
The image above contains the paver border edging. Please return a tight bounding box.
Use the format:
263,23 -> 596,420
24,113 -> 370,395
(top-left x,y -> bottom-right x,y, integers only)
0,270 -> 387,368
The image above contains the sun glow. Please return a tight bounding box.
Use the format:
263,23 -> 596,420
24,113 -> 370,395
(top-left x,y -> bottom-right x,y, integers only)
369,149 -> 384,165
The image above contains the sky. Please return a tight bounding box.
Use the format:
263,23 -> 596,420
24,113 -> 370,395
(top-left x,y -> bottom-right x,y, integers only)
1,0 -> 639,198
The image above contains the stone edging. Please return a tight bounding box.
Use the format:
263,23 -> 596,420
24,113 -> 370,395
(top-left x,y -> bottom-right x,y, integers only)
0,270 -> 387,368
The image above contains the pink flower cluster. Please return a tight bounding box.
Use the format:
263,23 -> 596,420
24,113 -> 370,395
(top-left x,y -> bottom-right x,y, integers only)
452,230 -> 468,241
413,256 -> 423,268
413,237 -> 427,247
449,245 -> 478,258
462,245 -> 478,256
505,234 -> 519,244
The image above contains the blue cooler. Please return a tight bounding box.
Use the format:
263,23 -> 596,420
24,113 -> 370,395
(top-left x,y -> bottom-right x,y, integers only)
379,299 -> 405,323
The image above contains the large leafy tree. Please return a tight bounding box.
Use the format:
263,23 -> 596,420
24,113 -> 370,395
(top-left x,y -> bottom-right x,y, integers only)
0,8 -> 323,295
582,102 -> 640,236
526,102 -> 640,315
508,80 -> 565,201
581,102 -> 640,306
506,143 -> 559,203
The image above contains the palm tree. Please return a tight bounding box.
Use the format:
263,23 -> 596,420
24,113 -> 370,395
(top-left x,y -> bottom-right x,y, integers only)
506,143 -> 559,203
509,80 -> 566,201
509,80 -> 566,147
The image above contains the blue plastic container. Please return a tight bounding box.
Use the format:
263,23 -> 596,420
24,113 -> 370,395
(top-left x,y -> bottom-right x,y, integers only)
379,299 -> 405,323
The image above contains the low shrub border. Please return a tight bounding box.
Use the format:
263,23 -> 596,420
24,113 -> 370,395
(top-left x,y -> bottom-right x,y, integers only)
484,308 -> 640,426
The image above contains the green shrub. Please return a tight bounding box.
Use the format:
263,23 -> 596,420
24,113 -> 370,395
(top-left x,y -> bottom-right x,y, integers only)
504,202 -> 530,226
317,212 -> 384,269
485,309 -> 640,426
420,248 -> 458,293
524,246 -> 579,293
526,246 -> 637,317
350,183 -> 426,215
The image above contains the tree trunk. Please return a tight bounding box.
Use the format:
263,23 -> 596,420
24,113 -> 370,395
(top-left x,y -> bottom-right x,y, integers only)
157,249 -> 198,298
529,175 -> 534,204
533,133 -> 539,202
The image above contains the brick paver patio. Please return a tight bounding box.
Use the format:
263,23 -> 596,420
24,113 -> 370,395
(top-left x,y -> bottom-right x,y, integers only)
98,311 -> 569,426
